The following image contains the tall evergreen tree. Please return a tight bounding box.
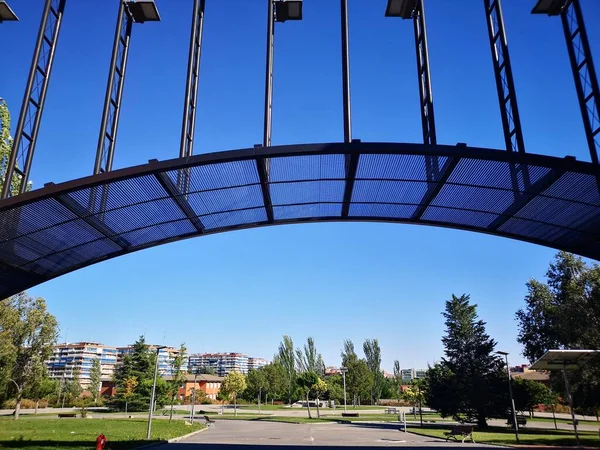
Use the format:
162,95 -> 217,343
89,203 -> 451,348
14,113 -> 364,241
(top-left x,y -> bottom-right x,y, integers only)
426,294 -> 506,427
363,338 -> 384,404
296,337 -> 325,375
89,358 -> 102,404
276,335 -> 296,404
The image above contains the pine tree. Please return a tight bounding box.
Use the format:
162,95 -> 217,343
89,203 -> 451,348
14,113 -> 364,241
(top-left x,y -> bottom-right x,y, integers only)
426,294 -> 506,427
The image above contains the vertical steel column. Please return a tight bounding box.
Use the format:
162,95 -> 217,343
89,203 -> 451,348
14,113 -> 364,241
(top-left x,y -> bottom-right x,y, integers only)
340,0 -> 352,143
484,0 -> 525,154
93,0 -> 133,175
1,0 -> 66,199
180,0 -> 205,158
263,0 -> 275,148
561,0 -> 600,164
413,0 -> 438,181
484,0 -> 530,196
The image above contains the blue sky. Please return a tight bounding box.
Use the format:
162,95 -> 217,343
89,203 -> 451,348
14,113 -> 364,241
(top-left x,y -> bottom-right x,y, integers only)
2,0 -> 599,371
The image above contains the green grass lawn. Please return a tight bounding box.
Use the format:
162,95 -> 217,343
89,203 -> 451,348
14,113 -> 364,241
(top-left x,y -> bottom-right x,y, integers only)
0,417 -> 204,450
407,424 -> 600,447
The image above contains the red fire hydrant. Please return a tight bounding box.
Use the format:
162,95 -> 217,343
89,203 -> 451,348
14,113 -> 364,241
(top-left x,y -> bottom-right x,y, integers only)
96,434 -> 107,450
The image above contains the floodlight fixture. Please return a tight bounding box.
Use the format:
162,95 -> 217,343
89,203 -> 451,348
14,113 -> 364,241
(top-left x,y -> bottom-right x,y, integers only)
127,0 -> 161,23
495,350 -> 509,356
275,0 -> 303,22
531,0 -> 569,15
0,1 -> 18,22
385,0 -> 416,19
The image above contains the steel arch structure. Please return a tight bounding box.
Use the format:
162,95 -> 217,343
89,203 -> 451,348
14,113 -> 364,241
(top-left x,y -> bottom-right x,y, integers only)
1,141 -> 600,298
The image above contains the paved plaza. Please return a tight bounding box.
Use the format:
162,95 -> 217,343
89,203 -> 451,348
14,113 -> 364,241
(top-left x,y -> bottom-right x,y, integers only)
152,420 -> 499,449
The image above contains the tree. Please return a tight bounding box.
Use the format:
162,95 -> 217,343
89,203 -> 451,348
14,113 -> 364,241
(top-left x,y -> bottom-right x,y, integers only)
89,358 -> 102,404
0,99 -> 17,196
312,377 -> 327,418
221,371 -> 246,416
324,374 -> 344,405
276,335 -> 296,404
0,293 -> 59,419
263,362 -> 286,404
392,360 -> 402,404
0,99 -> 30,195
340,339 -> 356,367
122,376 -> 138,415
345,354 -> 373,407
296,371 -> 319,419
403,379 -> 426,420
24,375 -> 57,414
363,339 -> 384,404
296,337 -> 325,375
246,368 -> 268,408
425,294 -> 507,427
112,336 -> 162,412
512,378 -> 550,416
515,252 -> 600,417
168,343 -> 187,422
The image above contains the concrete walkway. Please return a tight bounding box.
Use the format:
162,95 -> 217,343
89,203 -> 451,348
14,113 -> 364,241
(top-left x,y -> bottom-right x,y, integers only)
150,419 -> 499,448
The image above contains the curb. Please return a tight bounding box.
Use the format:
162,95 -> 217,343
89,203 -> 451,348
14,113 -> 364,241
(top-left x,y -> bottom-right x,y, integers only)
134,426 -> 208,449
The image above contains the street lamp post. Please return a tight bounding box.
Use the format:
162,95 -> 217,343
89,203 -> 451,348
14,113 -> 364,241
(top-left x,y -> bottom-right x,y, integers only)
496,351 -> 519,443
190,372 -> 198,425
340,367 -> 348,413
146,345 -> 166,440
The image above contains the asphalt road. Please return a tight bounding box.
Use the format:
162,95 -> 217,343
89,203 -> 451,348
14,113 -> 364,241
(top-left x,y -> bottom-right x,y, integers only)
150,419 -> 500,449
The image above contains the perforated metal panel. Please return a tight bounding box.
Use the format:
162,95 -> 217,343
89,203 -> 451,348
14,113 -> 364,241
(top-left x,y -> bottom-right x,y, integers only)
0,142 -> 599,299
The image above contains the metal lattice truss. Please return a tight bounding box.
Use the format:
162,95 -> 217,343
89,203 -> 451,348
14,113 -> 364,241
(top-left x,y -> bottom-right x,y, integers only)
1,142 -> 600,298
561,0 -> 600,164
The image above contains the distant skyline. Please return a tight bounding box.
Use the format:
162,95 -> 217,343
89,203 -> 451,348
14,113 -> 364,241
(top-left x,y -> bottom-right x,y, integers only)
2,0 -> 599,372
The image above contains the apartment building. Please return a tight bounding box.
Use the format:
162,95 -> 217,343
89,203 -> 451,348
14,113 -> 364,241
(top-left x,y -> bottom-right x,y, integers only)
248,357 -> 268,371
47,342 -> 118,389
117,345 -> 182,376
400,368 -> 427,383
188,353 -> 249,377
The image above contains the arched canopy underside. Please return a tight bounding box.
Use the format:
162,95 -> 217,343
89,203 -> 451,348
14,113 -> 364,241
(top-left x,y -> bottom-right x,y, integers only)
1,142 -> 600,298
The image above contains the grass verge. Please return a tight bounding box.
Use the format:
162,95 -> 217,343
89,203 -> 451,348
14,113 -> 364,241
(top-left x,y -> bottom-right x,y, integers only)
407,424 -> 600,447
0,417 -> 205,450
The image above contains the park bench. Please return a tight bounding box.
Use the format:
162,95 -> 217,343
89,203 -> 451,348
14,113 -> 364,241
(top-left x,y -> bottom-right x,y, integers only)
444,425 -> 475,443
385,408 -> 399,414
57,413 -> 77,418
341,412 -> 359,417
506,415 -> 527,427
204,415 -> 215,427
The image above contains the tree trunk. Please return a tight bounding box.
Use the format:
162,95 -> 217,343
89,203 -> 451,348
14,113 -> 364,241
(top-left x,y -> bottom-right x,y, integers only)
14,392 -> 22,420
477,413 -> 488,428
169,393 -> 175,422
34,400 -> 40,415
413,402 -> 417,419
316,397 -> 320,418
234,394 -> 237,417
306,393 -> 312,419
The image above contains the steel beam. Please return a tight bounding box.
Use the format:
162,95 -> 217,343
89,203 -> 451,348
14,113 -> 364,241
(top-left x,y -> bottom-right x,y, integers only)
1,0 -> 66,199
488,165 -> 567,231
561,0 -> 600,164
484,0 -> 525,154
340,0 -> 352,143
256,157 -> 274,223
263,0 -> 275,148
94,0 -> 133,175
411,155 -> 460,220
180,0 -> 205,158
54,193 -> 130,248
341,152 -> 360,217
154,172 -> 205,232
413,0 -> 439,184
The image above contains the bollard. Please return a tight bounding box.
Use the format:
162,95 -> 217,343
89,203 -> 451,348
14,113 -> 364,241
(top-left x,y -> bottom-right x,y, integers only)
96,434 -> 107,450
